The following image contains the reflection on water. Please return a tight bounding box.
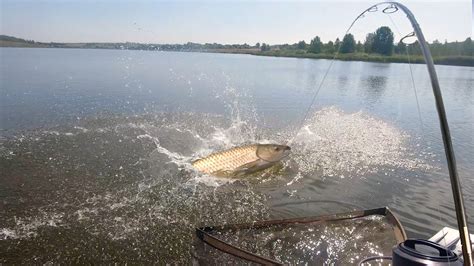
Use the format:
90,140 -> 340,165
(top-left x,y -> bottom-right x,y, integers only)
362,75 -> 388,105
0,48 -> 473,263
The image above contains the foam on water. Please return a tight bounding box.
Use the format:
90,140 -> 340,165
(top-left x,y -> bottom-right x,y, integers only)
1,212 -> 63,240
289,106 -> 432,179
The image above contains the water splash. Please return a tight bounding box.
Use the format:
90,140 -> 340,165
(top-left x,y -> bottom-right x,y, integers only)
289,106 -> 432,179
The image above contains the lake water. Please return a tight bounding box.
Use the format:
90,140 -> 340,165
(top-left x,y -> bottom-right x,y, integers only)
1,48 -> 473,263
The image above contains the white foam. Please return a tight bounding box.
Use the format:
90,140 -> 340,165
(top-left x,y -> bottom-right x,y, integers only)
1,213 -> 63,239
0,228 -> 17,240
290,106 -> 431,178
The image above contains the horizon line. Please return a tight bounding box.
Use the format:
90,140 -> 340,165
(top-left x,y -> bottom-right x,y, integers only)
2,33 -> 472,46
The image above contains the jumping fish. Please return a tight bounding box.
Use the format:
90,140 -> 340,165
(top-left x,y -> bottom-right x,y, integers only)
192,144 -> 291,177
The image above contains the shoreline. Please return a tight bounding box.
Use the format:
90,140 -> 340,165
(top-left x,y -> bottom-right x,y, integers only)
1,44 -> 473,67
210,49 -> 474,67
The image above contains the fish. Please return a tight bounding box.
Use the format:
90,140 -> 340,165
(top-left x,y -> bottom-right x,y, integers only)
192,144 -> 291,177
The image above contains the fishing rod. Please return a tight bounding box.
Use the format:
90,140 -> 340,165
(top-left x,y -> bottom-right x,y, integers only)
355,2 -> 473,265
291,1 -> 472,264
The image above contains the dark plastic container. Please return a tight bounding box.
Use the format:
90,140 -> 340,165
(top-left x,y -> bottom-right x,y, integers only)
392,239 -> 462,266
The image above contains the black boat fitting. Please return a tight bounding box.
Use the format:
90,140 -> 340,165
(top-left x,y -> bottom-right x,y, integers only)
392,239 -> 462,266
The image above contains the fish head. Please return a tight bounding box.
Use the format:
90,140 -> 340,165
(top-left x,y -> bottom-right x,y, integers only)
256,144 -> 291,162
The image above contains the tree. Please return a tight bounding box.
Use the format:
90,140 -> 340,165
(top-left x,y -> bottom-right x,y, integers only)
429,39 -> 443,56
356,41 -> 364,53
462,37 -> 473,56
279,43 -> 290,50
334,38 -> 341,51
297,40 -> 307,50
308,36 -> 322,54
255,42 -> 260,49
407,41 -> 422,55
261,43 -> 270,51
372,26 -> 394,55
340,33 -> 356,53
324,41 -> 335,54
364,33 -> 375,53
395,41 -> 406,54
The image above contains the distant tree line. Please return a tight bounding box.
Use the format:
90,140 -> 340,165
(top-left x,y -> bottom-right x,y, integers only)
2,29 -> 473,58
294,26 -> 473,57
0,35 -> 36,44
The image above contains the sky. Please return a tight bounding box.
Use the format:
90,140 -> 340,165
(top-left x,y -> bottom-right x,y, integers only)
1,0 -> 472,45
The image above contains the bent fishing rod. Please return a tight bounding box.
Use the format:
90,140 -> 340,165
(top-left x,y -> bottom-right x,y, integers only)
287,1 -> 471,264
355,2 -> 472,265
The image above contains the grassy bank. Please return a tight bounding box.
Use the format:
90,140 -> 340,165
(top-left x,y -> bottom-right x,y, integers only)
2,35 -> 472,67
0,40 -> 50,48
214,49 -> 474,67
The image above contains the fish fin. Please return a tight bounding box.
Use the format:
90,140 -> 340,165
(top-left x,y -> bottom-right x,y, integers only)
211,162 -> 260,178
232,160 -> 270,177
212,160 -> 275,178
234,160 -> 261,172
212,169 -> 234,177
237,160 -> 279,176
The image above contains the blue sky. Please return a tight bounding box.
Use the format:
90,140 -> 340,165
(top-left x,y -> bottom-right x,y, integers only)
1,0 -> 472,44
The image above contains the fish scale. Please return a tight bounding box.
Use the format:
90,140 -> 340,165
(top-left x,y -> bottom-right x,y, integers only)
192,145 -> 259,174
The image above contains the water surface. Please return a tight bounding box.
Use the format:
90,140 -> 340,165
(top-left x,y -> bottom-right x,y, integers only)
0,48 -> 472,263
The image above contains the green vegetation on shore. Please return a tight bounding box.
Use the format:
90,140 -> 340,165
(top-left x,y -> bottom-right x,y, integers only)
220,50 -> 473,67
248,26 -> 473,66
1,27 -> 473,67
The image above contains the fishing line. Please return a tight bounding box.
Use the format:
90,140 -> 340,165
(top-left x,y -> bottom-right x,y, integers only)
387,14 -> 452,257
286,56 -> 335,145
387,14 -> 424,132
380,6 -> 451,254
287,3 -> 392,145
